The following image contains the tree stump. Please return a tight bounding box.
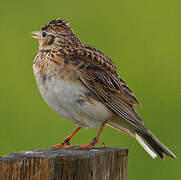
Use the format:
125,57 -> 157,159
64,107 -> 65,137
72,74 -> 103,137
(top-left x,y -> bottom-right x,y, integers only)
0,147 -> 128,180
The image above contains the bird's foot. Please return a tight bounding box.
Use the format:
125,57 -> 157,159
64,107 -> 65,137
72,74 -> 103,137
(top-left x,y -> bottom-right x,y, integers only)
51,138 -> 72,149
76,137 -> 105,149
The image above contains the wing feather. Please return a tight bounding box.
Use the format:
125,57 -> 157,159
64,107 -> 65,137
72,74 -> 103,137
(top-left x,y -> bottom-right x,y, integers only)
53,45 -> 145,130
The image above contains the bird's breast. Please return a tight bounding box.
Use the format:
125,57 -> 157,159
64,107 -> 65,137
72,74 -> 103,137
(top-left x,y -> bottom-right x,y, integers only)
33,58 -> 112,128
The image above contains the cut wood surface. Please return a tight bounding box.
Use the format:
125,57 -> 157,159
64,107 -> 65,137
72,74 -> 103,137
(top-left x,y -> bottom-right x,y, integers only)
0,147 -> 128,180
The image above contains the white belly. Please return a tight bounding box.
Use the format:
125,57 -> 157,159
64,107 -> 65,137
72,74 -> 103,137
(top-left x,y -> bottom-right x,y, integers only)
33,66 -> 112,128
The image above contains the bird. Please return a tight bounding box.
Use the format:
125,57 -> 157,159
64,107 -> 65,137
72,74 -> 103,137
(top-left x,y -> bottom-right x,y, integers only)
32,18 -> 176,159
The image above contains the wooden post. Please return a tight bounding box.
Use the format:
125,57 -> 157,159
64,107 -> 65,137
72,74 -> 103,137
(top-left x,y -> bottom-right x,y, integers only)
0,147 -> 128,180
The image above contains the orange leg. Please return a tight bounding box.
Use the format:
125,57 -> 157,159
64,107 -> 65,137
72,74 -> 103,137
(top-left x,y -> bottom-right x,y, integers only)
77,122 -> 106,149
51,127 -> 81,149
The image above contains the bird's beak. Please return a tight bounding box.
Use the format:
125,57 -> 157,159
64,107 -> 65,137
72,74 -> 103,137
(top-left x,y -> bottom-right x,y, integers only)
31,31 -> 41,40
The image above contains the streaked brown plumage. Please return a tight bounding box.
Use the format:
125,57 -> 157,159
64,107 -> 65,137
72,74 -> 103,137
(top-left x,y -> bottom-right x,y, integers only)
32,18 -> 176,159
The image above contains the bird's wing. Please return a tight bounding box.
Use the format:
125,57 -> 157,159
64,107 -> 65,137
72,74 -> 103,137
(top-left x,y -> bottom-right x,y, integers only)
54,45 -> 145,130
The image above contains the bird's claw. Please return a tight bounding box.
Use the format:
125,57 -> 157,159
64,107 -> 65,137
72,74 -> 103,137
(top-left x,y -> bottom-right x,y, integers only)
76,138 -> 105,149
50,138 -> 72,149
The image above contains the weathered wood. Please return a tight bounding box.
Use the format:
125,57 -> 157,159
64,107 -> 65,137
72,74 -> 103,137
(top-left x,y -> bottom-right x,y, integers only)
0,147 -> 128,180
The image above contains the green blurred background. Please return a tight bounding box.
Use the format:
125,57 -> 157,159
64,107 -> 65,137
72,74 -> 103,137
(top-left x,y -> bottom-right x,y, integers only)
0,0 -> 180,179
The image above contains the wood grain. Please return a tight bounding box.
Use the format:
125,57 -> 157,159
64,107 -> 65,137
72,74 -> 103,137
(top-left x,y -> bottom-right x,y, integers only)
0,147 -> 128,180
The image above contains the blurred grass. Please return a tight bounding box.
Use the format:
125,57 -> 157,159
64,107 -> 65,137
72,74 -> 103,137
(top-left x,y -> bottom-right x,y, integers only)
0,0 -> 180,179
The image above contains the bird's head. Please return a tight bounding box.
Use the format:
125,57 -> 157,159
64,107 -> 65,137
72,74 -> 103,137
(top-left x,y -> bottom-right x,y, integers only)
32,18 -> 80,51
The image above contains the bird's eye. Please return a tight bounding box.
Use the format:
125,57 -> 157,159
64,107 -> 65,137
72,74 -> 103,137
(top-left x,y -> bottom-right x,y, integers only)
42,32 -> 47,38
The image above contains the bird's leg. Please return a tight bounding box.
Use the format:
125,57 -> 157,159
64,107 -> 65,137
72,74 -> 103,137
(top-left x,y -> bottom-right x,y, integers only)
77,122 -> 106,149
51,127 -> 81,149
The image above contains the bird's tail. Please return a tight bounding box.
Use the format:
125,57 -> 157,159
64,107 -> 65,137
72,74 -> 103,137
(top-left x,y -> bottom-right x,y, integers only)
107,121 -> 176,159
135,131 -> 176,159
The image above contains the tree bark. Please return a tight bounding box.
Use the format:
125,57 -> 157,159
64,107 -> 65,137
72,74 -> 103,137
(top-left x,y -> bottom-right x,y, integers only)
0,147 -> 128,180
